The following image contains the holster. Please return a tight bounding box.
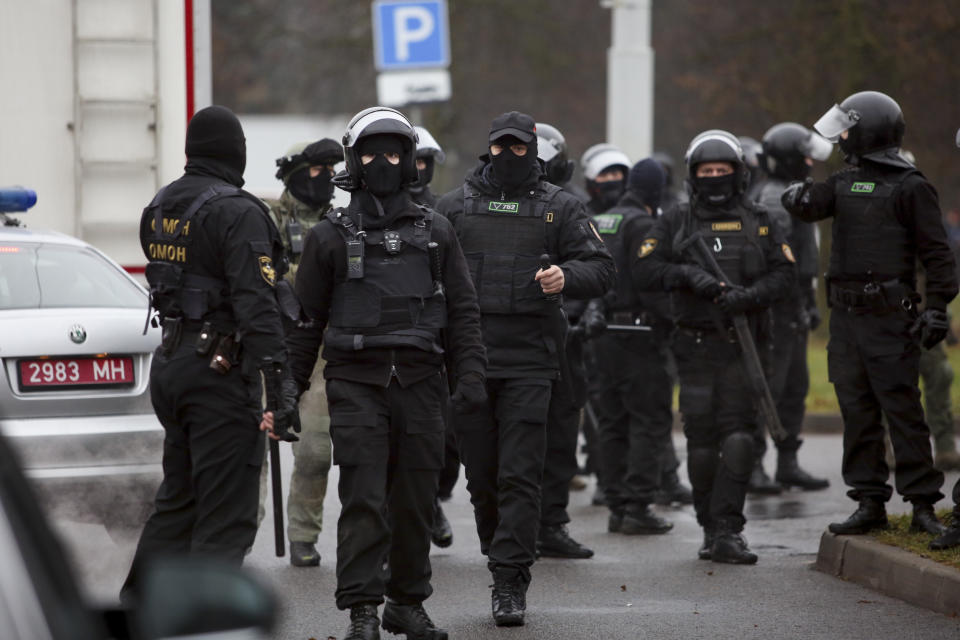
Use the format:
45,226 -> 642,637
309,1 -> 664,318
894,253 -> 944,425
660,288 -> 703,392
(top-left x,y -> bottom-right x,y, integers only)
160,318 -> 183,356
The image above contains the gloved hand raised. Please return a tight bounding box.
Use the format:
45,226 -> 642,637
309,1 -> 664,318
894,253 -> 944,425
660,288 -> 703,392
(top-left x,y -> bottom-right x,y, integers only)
781,177 -> 813,212
452,372 -> 487,414
719,286 -> 760,314
911,308 -> 950,350
261,359 -> 301,442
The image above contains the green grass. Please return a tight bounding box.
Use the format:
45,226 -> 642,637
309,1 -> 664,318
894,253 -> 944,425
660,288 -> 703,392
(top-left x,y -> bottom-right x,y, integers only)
869,511 -> 960,571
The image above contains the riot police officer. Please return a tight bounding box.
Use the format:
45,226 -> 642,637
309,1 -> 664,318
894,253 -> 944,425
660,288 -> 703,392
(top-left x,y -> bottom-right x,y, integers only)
436,111 -> 614,626
590,157 -> 679,536
121,105 -> 300,600
581,143 -> 631,215
259,139 -> 343,567
747,122 -> 833,494
285,107 -> 485,640
409,125 -> 445,208
634,129 -> 796,564
783,91 -> 957,536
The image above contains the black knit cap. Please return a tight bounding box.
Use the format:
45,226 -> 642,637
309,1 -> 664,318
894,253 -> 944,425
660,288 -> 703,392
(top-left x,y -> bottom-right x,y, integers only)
185,105 -> 246,174
301,138 -> 344,165
628,158 -> 666,210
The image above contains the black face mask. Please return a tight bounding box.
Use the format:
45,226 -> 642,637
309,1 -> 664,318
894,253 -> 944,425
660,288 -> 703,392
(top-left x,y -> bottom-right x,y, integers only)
490,148 -> 533,190
693,173 -> 738,205
411,156 -> 435,190
288,168 -> 334,209
362,155 -> 403,197
592,180 -> 625,210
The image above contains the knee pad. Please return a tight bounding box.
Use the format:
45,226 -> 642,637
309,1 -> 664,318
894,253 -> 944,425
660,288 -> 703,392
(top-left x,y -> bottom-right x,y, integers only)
721,432 -> 754,479
687,447 -> 719,490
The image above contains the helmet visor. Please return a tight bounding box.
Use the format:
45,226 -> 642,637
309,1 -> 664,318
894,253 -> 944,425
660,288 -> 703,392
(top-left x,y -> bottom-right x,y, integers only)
537,136 -> 560,162
801,132 -> 834,162
813,104 -> 859,143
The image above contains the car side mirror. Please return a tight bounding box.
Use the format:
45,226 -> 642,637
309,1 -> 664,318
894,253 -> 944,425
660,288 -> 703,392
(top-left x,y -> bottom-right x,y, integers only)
132,557 -> 276,639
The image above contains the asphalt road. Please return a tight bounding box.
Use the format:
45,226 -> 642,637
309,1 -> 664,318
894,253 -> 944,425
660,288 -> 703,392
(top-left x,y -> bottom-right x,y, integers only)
58,433 -> 960,639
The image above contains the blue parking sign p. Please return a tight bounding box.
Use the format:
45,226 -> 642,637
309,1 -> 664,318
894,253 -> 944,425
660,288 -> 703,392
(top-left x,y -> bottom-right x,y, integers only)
373,0 -> 450,70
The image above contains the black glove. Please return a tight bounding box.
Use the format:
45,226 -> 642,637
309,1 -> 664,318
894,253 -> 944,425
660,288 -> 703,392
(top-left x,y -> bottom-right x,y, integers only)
579,303 -> 607,339
678,265 -> 723,300
718,286 -> 759,314
781,177 -> 813,212
911,308 -> 950,350
261,359 -> 301,442
452,373 -> 487,414
806,304 -> 822,331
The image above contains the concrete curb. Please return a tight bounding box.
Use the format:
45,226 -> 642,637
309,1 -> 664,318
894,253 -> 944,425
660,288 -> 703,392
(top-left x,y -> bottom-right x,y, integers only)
815,530 -> 960,617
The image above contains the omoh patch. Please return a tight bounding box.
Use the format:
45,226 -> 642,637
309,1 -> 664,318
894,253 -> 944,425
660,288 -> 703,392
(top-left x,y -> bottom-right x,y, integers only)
638,238 -> 658,258
259,255 -> 277,286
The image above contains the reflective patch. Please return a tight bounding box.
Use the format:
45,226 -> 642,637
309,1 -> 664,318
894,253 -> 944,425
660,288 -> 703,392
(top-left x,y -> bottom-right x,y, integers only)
851,181 -> 876,193
782,243 -> 796,263
589,221 -> 603,241
593,213 -> 624,234
759,226 -> 769,236
638,238 -> 658,258
259,255 -> 277,286
711,221 -> 741,232
488,201 -> 520,213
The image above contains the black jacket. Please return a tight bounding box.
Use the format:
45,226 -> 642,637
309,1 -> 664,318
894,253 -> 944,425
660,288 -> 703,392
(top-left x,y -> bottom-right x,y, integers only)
436,160 -> 615,378
286,189 -> 486,390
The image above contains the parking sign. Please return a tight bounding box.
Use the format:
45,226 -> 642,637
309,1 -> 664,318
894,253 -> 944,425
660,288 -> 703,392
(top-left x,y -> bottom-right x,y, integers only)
372,0 -> 450,70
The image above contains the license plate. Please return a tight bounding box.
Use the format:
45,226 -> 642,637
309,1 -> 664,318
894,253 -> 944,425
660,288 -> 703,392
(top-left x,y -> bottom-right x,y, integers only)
18,356 -> 135,391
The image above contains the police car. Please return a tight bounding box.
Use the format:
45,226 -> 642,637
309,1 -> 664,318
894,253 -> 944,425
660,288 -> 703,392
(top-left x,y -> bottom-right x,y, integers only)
0,188 -> 163,538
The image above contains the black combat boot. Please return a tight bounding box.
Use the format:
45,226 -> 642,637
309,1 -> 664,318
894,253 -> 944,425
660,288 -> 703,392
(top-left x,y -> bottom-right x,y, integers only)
697,527 -> 716,560
381,600 -> 447,640
929,508 -> 960,550
654,472 -> 695,506
344,604 -> 380,640
431,498 -> 453,548
289,541 -> 320,567
828,498 -> 888,535
910,503 -> 945,535
592,485 -> 608,506
710,530 -> 758,565
491,568 -> 526,627
746,460 -> 782,495
608,510 -> 624,533
620,505 -> 673,535
775,450 -> 829,491
538,524 -> 594,559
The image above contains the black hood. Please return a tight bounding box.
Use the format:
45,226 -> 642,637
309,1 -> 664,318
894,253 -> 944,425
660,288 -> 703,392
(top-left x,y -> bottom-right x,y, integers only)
185,105 -> 246,181
346,189 -> 419,230
615,189 -> 653,214
184,155 -> 245,187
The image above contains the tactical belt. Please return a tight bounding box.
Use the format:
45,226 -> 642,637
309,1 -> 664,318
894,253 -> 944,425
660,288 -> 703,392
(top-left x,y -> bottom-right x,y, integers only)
607,311 -> 637,325
676,324 -> 736,344
160,318 -> 241,364
827,278 -> 917,315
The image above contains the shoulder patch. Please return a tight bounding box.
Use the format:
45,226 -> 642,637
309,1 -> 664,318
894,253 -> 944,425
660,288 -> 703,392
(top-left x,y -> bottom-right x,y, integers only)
259,255 -> 277,286
782,243 -> 796,263
638,238 -> 658,258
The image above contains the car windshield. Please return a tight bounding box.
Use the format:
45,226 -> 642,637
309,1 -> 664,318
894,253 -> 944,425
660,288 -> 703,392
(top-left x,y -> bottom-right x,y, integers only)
0,242 -> 145,310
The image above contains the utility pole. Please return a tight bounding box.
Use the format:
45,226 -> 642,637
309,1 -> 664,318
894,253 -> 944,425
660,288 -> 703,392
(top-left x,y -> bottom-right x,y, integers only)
603,0 -> 654,162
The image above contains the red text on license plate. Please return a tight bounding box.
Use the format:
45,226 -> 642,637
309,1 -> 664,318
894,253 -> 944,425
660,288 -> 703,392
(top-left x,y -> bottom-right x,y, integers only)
18,356 -> 135,389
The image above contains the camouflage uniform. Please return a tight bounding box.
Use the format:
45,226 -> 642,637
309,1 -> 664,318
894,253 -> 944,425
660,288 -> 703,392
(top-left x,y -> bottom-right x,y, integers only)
920,342 -> 958,462
258,189 -> 333,544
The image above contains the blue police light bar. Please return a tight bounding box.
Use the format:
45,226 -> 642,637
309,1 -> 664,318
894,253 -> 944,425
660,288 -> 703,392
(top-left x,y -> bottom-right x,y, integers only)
0,187 -> 37,213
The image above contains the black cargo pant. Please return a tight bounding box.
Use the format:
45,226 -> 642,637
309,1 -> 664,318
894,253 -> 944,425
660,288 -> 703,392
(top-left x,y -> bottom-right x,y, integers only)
327,375 -> 445,610
674,329 -> 756,533
754,307 -> 809,457
594,331 -> 673,513
456,377 -> 552,581
438,373 -> 460,499
121,340 -> 264,599
541,334 -> 587,528
827,307 -> 943,504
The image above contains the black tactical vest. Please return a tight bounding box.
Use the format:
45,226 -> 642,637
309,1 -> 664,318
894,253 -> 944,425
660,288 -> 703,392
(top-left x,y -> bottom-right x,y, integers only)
458,181 -> 561,315
324,209 -> 446,353
687,203 -> 768,287
592,206 -> 646,312
829,169 -> 916,282
140,184 -> 251,326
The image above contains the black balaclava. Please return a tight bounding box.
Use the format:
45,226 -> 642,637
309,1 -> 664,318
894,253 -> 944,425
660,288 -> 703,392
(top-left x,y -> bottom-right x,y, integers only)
692,171 -> 738,206
490,134 -> 536,190
288,167 -> 334,209
357,134 -> 405,198
185,105 -> 246,178
627,158 -> 665,211
411,155 -> 435,191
